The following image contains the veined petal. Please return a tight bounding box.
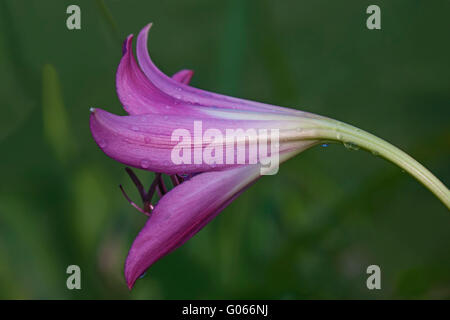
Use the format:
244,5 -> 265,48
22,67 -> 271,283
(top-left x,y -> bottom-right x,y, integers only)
118,28 -> 318,121
124,164 -> 259,289
117,36 -> 219,118
136,23 -> 310,116
90,108 -> 319,174
116,35 -> 179,115
124,145 -> 312,289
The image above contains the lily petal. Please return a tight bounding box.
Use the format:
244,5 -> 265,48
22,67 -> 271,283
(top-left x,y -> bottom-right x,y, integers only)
90,108 -> 318,173
124,163 -> 259,288
124,166 -> 258,288
136,23 -> 306,116
119,30 -> 319,122
124,144 -> 313,289
116,35 -> 179,115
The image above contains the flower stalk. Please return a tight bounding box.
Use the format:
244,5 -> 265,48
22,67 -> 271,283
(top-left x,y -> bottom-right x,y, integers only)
305,118 -> 450,208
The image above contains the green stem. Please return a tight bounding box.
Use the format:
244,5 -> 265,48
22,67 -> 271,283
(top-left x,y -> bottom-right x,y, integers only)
307,118 -> 450,209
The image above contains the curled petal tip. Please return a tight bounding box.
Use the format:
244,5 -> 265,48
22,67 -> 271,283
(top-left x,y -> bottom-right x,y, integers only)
122,34 -> 134,56
126,278 -> 135,291
144,22 -> 153,31
125,259 -> 140,290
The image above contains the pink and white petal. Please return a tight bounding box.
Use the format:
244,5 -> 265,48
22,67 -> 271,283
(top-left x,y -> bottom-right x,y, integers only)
117,32 -> 316,121
116,35 -> 179,115
124,164 -> 261,289
90,108 -> 317,174
136,23 -> 308,116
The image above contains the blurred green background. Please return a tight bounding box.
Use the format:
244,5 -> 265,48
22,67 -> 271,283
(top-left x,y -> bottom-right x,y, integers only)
0,0 -> 449,299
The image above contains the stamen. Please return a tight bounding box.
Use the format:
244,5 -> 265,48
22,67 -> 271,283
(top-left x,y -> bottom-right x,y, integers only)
119,185 -> 152,217
170,174 -> 180,187
125,167 -> 147,202
121,168 -> 160,216
145,172 -> 161,202
119,169 -> 186,215
157,175 -> 168,195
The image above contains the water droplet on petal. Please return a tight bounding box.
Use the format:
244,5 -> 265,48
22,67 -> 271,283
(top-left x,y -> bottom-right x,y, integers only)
140,159 -> 150,169
131,126 -> 140,132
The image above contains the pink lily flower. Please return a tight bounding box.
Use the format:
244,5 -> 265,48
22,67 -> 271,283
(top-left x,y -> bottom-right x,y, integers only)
89,24 -> 450,289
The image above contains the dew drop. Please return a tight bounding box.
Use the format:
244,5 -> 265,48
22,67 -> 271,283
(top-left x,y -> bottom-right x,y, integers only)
321,143 -> 328,148
343,141 -> 359,151
131,125 -> 140,132
140,159 -> 150,168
